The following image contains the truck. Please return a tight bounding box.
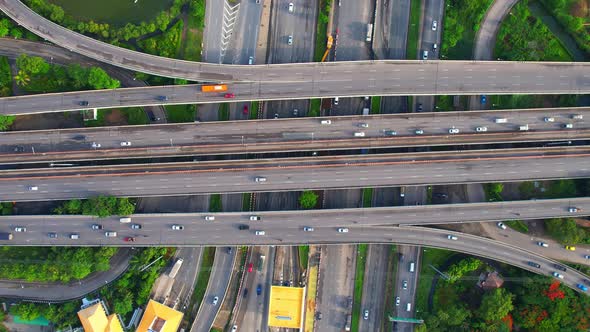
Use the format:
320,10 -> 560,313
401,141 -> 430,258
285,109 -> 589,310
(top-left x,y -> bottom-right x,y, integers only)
365,23 -> 373,42
257,254 -> 266,272
168,258 -> 184,278
344,314 -> 352,331
201,85 -> 228,92
0,233 -> 13,240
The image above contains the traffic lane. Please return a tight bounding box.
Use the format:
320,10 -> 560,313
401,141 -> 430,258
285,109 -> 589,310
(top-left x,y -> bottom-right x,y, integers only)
4,224 -> 588,293
3,154 -> 590,201
334,0 -> 372,61
395,246 -> 419,323
358,244 -> 389,332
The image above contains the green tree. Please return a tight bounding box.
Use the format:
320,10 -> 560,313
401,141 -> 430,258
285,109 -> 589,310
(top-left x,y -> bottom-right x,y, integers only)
446,258 -> 482,283
87,67 -> 120,89
14,70 -> 30,87
545,218 -> 585,244
9,28 -> 23,39
13,303 -> 41,321
0,19 -> 10,37
477,288 -> 514,322
0,115 -> 15,131
299,190 -> 318,209
16,54 -> 50,75
112,291 -> 134,315
66,64 -> 89,89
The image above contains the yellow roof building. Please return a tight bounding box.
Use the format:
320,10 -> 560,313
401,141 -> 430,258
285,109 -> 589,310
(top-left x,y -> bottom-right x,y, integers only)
136,300 -> 184,332
268,286 -> 306,329
77,302 -> 123,332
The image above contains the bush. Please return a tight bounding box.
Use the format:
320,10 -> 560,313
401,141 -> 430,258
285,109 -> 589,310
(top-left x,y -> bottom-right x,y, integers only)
446,257 -> 483,283
54,196 -> 135,217
483,183 -> 503,202
299,191 -> 319,209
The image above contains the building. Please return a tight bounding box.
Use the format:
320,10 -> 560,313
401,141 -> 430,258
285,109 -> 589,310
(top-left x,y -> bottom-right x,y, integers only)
76,299 -> 123,332
136,300 -> 183,332
267,285 -> 306,329
477,271 -> 505,290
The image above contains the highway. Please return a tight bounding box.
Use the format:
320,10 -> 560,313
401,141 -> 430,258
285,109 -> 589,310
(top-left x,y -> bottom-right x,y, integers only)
0,107 -> 587,164
1,147 -> 589,201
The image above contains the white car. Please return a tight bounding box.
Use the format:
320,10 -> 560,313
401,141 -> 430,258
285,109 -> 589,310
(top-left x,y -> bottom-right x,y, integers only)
120,141 -> 131,146
395,296 -> 401,306
476,126 -> 487,132
337,228 -> 349,233
363,310 -> 369,320
14,227 -> 26,232
91,142 -> 101,148
255,177 -> 267,182
212,296 -> 219,305
255,230 -> 266,236
537,241 -> 548,247
28,186 -> 38,191
287,35 -> 293,45
250,215 -> 261,221
205,215 -> 215,221
359,123 -> 369,128
303,226 -> 314,232
432,20 -> 438,30
497,222 -> 507,230
448,128 -> 460,134
171,225 -> 184,230
321,120 -> 332,125
544,117 -> 555,122
447,235 -> 458,240
552,272 -> 564,279
288,2 -> 294,12
231,326 -> 238,332
563,123 -> 573,129
415,129 -> 424,135
568,207 -> 579,213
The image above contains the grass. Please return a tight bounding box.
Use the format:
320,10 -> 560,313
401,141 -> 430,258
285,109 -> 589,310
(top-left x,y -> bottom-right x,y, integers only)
304,263 -> 319,331
209,194 -> 222,212
210,328 -> 223,332
250,101 -> 259,119
415,248 -> 456,314
313,0 -> 331,62
0,56 -> 12,97
298,245 -> 309,269
85,108 -> 147,127
188,247 -> 216,323
182,10 -> 204,61
362,188 -> 373,208
309,99 -> 321,117
406,0 -> 421,59
165,104 -> 196,123
242,193 -> 252,211
218,103 -> 229,121
122,107 -> 149,125
370,96 -> 381,114
351,244 -> 368,332
505,220 -> 529,233
426,186 -> 433,204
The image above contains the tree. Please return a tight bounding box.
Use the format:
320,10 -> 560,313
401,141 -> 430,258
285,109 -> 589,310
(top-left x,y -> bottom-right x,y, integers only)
16,54 -> 49,75
299,190 -> 318,209
446,257 -> 482,283
87,67 -> 120,89
0,18 -> 10,38
477,288 -> 514,323
545,218 -> 585,244
13,303 -> 41,321
14,70 -> 30,87
0,115 -> 15,131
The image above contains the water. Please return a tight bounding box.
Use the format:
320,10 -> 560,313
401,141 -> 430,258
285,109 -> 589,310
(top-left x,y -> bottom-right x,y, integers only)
47,0 -> 173,26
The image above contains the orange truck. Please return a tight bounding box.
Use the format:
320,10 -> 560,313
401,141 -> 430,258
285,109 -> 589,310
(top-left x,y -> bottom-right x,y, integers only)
201,84 -> 228,92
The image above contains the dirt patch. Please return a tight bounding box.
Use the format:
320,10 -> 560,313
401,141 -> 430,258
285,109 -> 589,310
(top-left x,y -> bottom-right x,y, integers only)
569,0 -> 589,18
575,217 -> 590,228
104,109 -> 128,126
11,112 -> 83,131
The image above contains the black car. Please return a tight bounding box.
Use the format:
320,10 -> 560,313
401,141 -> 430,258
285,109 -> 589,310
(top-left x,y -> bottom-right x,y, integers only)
71,135 -> 86,141
79,101 -> 89,106
227,247 -> 233,254
238,224 -> 250,230
527,261 -> 541,268
554,264 -> 567,272
243,288 -> 248,297
156,95 -> 168,101
48,232 -> 58,238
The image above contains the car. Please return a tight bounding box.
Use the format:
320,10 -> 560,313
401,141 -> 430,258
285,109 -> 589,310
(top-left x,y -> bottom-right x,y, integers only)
48,232 -> 58,238
384,130 -> 397,136
288,2 -> 294,12
287,35 -> 293,45
563,123 -> 573,129
243,105 -> 249,115
256,284 -> 262,296
363,310 -> 369,320
433,193 -> 448,199
353,132 -> 365,137
238,224 -> 250,230
554,264 -> 567,272
448,127 -> 460,134
248,263 -> 254,273
91,224 -> 103,230
205,215 -> 215,221
70,233 -> 80,240
171,225 -> 184,230
527,261 -> 541,268
71,134 -> 86,141
156,95 -> 168,101
303,226 -> 314,232
120,141 -> 131,146
480,95 -> 487,104
316,312 -> 323,320
334,97 -> 339,105
422,50 -> 428,60
415,129 -> 424,135
417,103 -> 423,112
432,20 -> 437,30
255,176 -> 267,182
552,272 -> 564,279
577,284 -> 589,292
224,93 -> 235,98
119,217 -> 131,223
584,255 -> 590,259
274,113 -> 279,119
212,296 -> 219,305
395,296 -> 401,306
476,126 -> 488,132
544,117 -> 555,122
359,123 -> 369,128
250,215 -> 261,221
337,228 -> 349,233
447,235 -> 458,240
248,56 -> 254,65
402,280 -> 408,289
432,43 -> 437,50
124,237 -> 135,242
14,227 -> 26,232
131,224 -> 142,230
231,325 -> 238,332
28,186 -> 38,191
226,247 -> 233,254
571,114 -> 583,120
255,230 -> 266,236
13,146 -> 25,152
497,222 -> 507,230
91,142 -> 101,148
536,241 -> 549,247
568,207 -> 579,213
565,245 -> 576,251
321,119 -> 332,125
105,231 -> 117,237
519,124 -> 529,131
79,101 -> 89,106
147,110 -> 161,121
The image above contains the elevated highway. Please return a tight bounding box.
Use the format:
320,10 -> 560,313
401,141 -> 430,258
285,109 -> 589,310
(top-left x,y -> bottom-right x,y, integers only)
0,107 -> 588,164
0,147 -> 588,201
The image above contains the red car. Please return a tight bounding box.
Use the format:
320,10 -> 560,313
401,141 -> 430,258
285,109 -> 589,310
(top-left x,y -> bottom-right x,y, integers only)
123,237 -> 136,242
248,263 -> 253,273
243,105 -> 249,114
224,93 -> 235,99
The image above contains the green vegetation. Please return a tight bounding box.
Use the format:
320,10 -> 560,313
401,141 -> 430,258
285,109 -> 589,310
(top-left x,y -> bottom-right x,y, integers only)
406,0 -> 422,59
0,203 -> 12,215
435,95 -> 457,111
446,258 -> 483,283
179,0 -> 205,61
84,107 -> 149,127
426,185 -> 433,204
299,190 -> 319,209
209,194 -> 222,212
441,0 -> 493,59
416,248 -> 456,313
250,101 -> 259,119
188,247 -> 216,323
0,16 -> 31,39
370,96 -> 381,114
53,195 -> 135,217
242,193 -> 252,211
218,103 -> 229,121
351,244 -> 367,332
210,328 -> 223,332
488,94 -> 578,110
0,247 -> 117,282
298,245 -> 309,269
519,179 -> 579,199
0,309 -> 6,332
362,188 -> 373,207
495,1 -> 573,61
538,0 -> 590,56
504,220 -> 529,233
545,218 -> 588,244
314,0 -> 332,62
483,183 -> 504,202
140,20 -> 184,58
309,99 -> 321,117
165,104 -> 197,122
0,56 -> 11,97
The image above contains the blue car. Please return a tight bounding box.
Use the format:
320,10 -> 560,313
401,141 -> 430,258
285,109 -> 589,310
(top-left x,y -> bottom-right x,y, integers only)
577,284 -> 588,292
480,95 -> 487,105
256,284 -> 262,296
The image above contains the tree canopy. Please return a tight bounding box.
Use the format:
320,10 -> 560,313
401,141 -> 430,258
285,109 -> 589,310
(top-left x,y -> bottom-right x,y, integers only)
299,190 -> 318,209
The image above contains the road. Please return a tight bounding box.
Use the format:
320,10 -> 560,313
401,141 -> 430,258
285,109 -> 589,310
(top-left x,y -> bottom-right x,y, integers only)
358,243 -> 389,332
0,107 -> 586,164
1,147 -> 589,201
473,0 -> 520,61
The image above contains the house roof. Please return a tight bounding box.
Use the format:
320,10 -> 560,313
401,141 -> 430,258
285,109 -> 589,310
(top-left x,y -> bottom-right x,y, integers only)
136,300 -> 183,332
77,303 -> 123,332
481,271 -> 504,290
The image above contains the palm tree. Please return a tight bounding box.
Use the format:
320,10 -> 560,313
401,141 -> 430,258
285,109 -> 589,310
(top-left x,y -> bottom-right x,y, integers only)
14,70 -> 30,87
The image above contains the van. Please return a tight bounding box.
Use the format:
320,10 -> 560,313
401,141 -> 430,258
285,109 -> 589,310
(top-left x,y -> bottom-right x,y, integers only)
105,231 -> 117,237
406,303 -> 412,312
519,124 -> 529,131
409,262 -> 415,272
119,217 -> 131,223
321,120 -> 332,125
495,118 -> 507,123
433,43 -> 437,50
354,132 -> 365,137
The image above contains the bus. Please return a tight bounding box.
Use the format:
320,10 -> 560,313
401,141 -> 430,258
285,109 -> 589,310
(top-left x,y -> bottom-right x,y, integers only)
201,84 -> 228,92
366,23 -> 373,42
168,258 -> 184,278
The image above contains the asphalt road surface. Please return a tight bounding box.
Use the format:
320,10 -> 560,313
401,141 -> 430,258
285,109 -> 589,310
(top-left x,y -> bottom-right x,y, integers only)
358,244 -> 389,332
1,147 -> 589,201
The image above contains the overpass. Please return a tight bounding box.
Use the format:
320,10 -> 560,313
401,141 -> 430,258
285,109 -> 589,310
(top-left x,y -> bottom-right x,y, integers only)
0,146 -> 588,202
0,108 -> 588,164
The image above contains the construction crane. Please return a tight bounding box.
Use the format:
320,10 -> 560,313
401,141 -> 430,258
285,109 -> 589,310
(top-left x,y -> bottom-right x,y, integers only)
320,35 -> 334,62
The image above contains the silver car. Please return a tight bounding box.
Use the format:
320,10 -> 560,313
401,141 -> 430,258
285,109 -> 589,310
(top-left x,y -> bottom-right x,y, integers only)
288,35 -> 293,45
